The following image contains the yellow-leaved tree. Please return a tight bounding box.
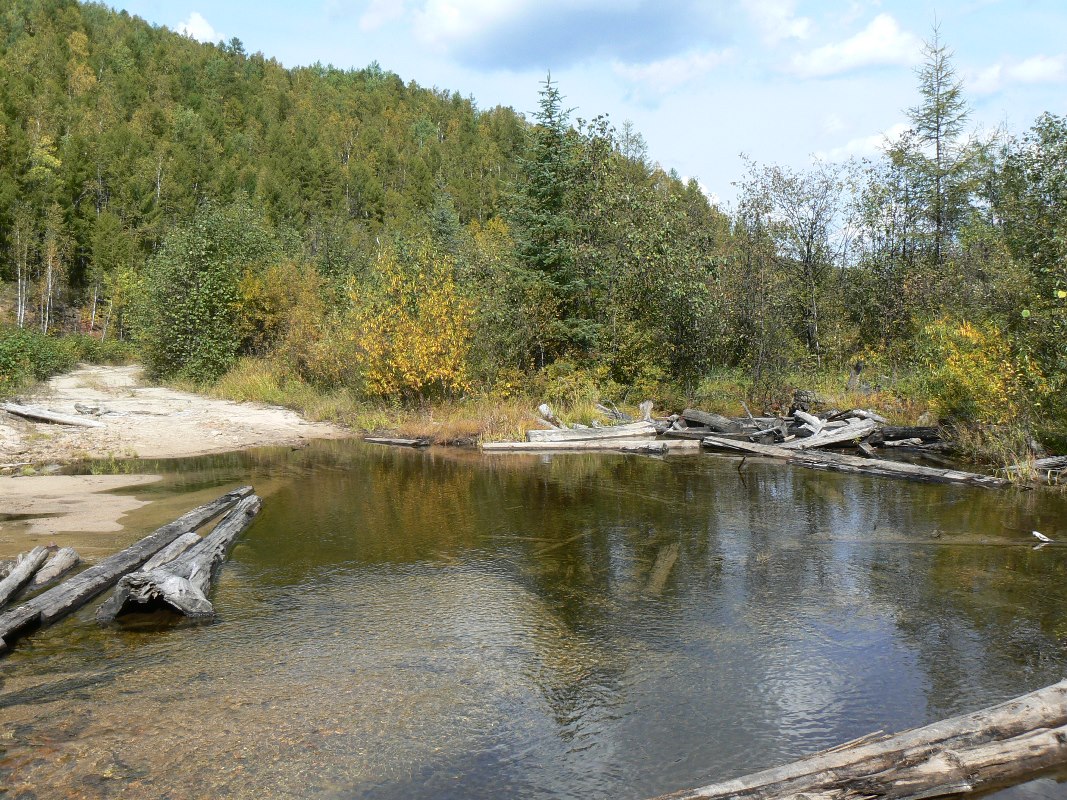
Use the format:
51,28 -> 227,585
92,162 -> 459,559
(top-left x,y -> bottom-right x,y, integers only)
348,239 -> 473,400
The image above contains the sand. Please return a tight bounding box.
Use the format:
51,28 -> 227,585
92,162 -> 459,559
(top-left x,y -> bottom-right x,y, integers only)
0,364 -> 350,546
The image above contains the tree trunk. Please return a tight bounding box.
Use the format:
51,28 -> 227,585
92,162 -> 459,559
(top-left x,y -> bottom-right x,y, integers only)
484,438 -> 700,452
0,486 -> 254,655
526,421 -> 657,442
701,436 -> 1007,488
0,547 -> 50,608
652,679 -> 1067,800
1,402 -> 107,429
97,494 -> 261,622
29,547 -> 81,591
681,409 -> 744,433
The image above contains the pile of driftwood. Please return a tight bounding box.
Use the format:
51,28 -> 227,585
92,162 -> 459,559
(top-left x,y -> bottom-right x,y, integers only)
483,400 -> 1012,489
0,486 -> 260,656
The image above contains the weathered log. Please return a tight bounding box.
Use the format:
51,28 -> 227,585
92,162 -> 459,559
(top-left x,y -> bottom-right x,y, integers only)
682,408 -> 743,433
793,409 -> 824,436
596,402 -> 632,422
364,436 -> 430,448
526,420 -> 656,442
537,403 -> 563,428
701,436 -> 1008,488
869,426 -> 942,444
0,547 -> 49,608
856,441 -> 877,458
0,401 -> 106,428
777,418 -> 879,450
653,679 -> 1067,800
0,486 -> 254,654
97,494 -> 261,622
140,532 -> 201,571
1004,455 -> 1067,474
483,438 -> 700,452
29,547 -> 81,589
619,442 -> 670,455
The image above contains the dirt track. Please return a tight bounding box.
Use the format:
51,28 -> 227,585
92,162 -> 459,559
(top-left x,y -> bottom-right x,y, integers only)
0,364 -> 348,464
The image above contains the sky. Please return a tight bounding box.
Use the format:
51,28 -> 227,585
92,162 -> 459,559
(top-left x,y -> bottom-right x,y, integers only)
99,1 -> 1067,206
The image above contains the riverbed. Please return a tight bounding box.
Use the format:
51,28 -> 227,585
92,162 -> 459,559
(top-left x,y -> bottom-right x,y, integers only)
2,440 -> 1066,798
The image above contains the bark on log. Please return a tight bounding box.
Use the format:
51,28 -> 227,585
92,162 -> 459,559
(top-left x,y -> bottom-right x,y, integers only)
682,409 -> 744,433
526,421 -> 656,442
29,547 -> 81,589
97,494 -> 261,622
701,436 -> 1008,488
652,679 -> 1067,800
0,547 -> 49,608
0,486 -> 254,655
483,438 -> 700,452
0,402 -> 106,428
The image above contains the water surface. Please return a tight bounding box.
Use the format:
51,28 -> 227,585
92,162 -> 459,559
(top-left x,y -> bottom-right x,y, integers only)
2,441 -> 1066,798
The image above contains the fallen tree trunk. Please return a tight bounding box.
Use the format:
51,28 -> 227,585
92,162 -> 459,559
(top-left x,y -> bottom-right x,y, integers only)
0,401 -> 106,428
29,547 -> 81,590
0,547 -> 50,608
526,420 -> 656,442
702,436 -> 1008,488
0,486 -> 253,655
483,438 -> 700,452
653,679 -> 1067,800
364,436 -> 430,448
97,494 -> 261,622
869,426 -> 942,444
681,409 -> 744,433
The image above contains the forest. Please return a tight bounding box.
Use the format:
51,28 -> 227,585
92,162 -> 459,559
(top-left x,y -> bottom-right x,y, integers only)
0,0 -> 1064,460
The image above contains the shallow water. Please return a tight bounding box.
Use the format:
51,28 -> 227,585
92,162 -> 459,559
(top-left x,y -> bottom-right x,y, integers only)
2,441 -> 1067,798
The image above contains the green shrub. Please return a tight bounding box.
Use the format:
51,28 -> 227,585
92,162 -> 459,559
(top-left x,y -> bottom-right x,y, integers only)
0,326 -> 78,394
132,200 -> 277,383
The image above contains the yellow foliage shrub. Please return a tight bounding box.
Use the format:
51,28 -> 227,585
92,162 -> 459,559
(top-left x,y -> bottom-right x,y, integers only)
918,317 -> 1020,424
348,241 -> 473,400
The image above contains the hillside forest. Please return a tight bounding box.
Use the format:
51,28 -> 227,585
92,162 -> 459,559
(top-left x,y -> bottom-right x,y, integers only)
0,0 -> 1065,455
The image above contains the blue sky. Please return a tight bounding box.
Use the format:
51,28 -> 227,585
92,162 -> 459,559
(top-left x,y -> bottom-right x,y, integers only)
101,1 -> 1066,206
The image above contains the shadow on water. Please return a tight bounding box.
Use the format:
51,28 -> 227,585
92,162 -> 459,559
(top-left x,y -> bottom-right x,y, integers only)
2,439 -> 1066,799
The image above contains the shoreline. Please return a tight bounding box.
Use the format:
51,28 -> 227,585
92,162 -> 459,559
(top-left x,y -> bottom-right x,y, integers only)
0,364 -> 353,545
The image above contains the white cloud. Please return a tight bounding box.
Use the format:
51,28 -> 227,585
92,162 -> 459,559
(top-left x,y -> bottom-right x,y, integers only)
360,0 -> 407,31
970,53 -> 1067,95
176,12 -> 221,43
411,0 -> 529,52
742,0 -> 813,45
816,121 -> 910,161
613,49 -> 733,95
790,14 -> 921,78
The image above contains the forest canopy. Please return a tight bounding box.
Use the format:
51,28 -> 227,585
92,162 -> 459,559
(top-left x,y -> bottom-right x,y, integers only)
0,1 -> 1064,447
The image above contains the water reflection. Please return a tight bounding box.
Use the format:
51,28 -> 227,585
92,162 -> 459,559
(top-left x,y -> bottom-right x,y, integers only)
2,441 -> 1066,799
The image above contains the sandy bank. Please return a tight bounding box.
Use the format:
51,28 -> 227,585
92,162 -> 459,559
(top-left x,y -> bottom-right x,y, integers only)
0,364 -> 351,548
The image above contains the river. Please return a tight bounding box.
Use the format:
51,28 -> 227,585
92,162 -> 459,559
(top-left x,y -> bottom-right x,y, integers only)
2,441 -> 1066,798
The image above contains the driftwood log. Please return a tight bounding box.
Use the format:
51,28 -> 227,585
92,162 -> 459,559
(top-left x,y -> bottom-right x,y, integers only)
364,436 -> 430,448
484,438 -> 700,452
98,494 -> 261,622
682,409 -> 744,434
0,486 -> 254,655
869,426 -> 942,444
653,679 -> 1067,800
0,401 -> 106,428
526,420 -> 657,443
29,547 -> 81,590
0,547 -> 50,608
702,437 -> 1008,489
